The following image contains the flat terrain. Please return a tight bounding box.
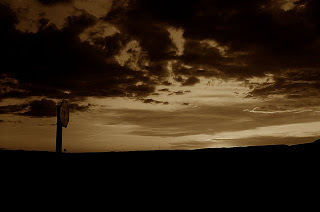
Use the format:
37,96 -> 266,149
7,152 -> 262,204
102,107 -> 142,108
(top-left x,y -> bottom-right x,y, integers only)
1,139 -> 319,163
1,141 -> 318,187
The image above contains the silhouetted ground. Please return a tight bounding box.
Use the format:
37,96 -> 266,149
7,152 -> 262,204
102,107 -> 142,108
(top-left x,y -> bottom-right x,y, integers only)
1,140 -> 319,189
1,139 -> 319,164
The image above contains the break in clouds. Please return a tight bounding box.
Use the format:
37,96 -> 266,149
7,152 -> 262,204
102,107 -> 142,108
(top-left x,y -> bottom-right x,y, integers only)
1,0 -> 320,116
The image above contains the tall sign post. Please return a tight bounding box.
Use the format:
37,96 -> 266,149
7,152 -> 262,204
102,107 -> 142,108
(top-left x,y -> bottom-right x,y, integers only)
56,100 -> 69,153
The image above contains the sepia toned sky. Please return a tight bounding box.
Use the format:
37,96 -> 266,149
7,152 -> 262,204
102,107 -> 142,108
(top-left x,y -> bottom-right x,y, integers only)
1,0 -> 320,152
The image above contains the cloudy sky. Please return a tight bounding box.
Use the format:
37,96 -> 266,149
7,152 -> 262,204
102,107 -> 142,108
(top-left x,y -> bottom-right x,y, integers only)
1,0 -> 320,152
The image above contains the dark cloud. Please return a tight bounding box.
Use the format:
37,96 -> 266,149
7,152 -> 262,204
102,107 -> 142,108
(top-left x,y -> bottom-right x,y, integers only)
37,0 -> 73,5
0,2 -> 158,100
105,0 -> 180,82
181,76 -> 200,86
21,99 -> 57,117
247,69 -> 320,99
161,81 -> 172,86
181,40 -> 226,67
106,1 -> 176,61
158,88 -> 170,92
2,0 -> 320,101
0,2 -> 18,33
0,103 -> 28,115
100,32 -> 130,57
168,90 -> 187,96
106,0 -> 320,81
69,103 -> 91,112
0,98 -> 91,117
0,74 -> 29,98
174,76 -> 184,83
174,91 -> 184,95
141,98 -> 167,104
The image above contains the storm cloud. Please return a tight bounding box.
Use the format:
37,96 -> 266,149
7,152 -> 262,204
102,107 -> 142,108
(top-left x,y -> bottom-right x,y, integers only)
0,98 -> 90,117
0,1 -> 157,101
37,0 -> 73,5
110,1 -> 320,74
1,0 -> 320,100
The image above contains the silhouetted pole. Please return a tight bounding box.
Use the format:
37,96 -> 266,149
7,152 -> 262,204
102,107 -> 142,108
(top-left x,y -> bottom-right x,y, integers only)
56,100 -> 69,153
56,104 -> 62,153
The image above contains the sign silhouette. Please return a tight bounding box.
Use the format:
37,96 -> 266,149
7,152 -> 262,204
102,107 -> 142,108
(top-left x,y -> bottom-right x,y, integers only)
59,100 -> 69,128
56,100 -> 69,153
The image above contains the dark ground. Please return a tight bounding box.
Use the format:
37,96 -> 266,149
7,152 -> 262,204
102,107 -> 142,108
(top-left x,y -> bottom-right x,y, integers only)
1,139 -> 319,163
1,140 -> 319,192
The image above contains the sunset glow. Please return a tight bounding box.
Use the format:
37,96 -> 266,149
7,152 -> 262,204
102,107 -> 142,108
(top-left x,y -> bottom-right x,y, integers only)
1,0 -> 320,152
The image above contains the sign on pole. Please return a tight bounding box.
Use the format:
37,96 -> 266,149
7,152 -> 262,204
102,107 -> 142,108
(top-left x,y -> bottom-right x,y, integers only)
59,100 -> 69,128
56,100 -> 69,153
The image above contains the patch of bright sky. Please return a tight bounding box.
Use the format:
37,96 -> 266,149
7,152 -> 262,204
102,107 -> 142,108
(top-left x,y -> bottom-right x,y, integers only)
158,77 -> 253,107
86,97 -> 179,112
0,112 -> 181,152
244,107 -> 312,114
1,88 -> 319,153
2,96 -> 318,152
74,0 -> 113,18
84,76 -> 256,113
167,27 -> 185,56
0,114 -> 56,151
63,104 -> 318,152
280,0 -> 300,11
210,121 -> 320,140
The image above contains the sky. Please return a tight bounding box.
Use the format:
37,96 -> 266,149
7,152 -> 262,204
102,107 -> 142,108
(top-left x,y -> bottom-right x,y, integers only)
0,0 -> 320,152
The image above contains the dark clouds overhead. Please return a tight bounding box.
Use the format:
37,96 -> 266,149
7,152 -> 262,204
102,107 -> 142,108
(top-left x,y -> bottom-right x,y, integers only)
110,0 -> 320,69
0,2 -> 157,100
1,0 -> 320,100
37,0 -> 73,5
104,0 -> 320,97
